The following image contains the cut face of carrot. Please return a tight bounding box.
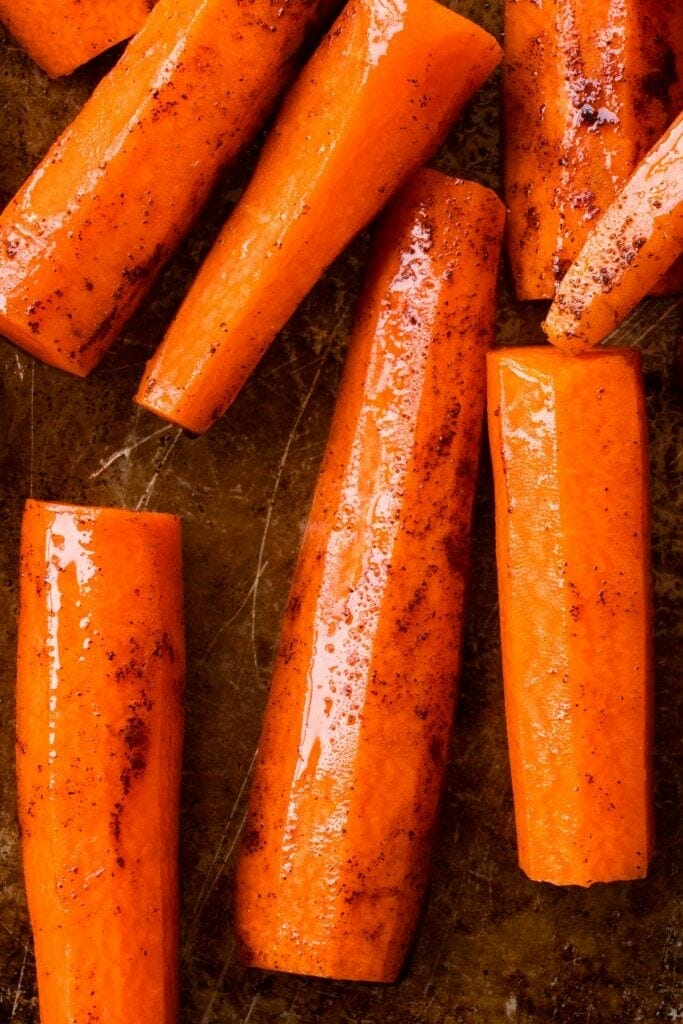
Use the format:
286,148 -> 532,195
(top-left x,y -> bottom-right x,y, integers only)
0,0 -> 339,376
543,111 -> 683,353
16,500 -> 185,1024
235,170 -> 505,982
0,0 -> 153,78
487,348 -> 654,887
135,0 -> 502,433
504,0 -> 683,299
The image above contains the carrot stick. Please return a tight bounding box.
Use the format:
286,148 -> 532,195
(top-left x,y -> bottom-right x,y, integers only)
16,500 -> 185,1023
487,347 -> 654,887
0,0 -> 153,78
135,0 -> 502,434
504,0 -> 683,299
235,170 -> 505,982
543,112 -> 683,354
0,0 -> 338,376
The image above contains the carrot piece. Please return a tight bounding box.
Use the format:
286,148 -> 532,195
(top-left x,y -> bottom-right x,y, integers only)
487,347 -> 654,887
0,0 -> 154,78
504,0 -> 683,299
16,500 -> 185,1023
0,0 -> 338,376
543,112 -> 683,353
234,170 -> 505,982
135,0 -> 502,434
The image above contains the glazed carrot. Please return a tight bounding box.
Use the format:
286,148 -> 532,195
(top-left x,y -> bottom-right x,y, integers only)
504,0 -> 683,299
235,171 -> 505,981
0,0 -> 153,78
16,500 -> 185,1023
543,112 -> 683,353
136,0 -> 502,434
487,348 -> 653,887
0,0 -> 338,376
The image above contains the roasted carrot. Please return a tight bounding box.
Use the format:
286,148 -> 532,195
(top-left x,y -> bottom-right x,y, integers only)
235,170 -> 505,981
16,500 -> 185,1023
136,0 -> 502,434
487,347 -> 654,887
504,0 -> 683,299
543,112 -> 683,353
0,0 -> 338,376
0,0 -> 153,78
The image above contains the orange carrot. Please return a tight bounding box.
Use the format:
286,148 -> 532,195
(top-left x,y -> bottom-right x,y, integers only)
487,347 -> 654,887
16,500 -> 185,1023
235,170 -> 505,981
0,0 -> 153,78
543,112 -> 683,353
0,0 -> 338,376
135,0 -> 502,434
504,0 -> 683,299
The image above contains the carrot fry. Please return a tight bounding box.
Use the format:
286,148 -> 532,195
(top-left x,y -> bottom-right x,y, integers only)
504,0 -> 683,299
16,500 -> 185,1023
543,112 -> 683,353
235,171 -> 505,981
487,347 -> 654,887
135,0 -> 502,434
0,0 -> 153,78
0,0 -> 338,376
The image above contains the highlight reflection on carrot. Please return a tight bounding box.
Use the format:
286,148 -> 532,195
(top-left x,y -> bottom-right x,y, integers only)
16,500 -> 185,1024
488,348 -> 654,887
136,0 -> 502,433
0,0 -> 153,78
0,0 -> 338,375
544,112 -> 683,353
235,171 -> 505,982
504,0 -> 683,299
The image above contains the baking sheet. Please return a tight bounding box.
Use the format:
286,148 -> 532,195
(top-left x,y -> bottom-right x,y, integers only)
0,3 -> 681,1020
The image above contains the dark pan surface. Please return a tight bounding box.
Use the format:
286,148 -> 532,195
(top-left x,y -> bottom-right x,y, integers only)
0,4 -> 680,1020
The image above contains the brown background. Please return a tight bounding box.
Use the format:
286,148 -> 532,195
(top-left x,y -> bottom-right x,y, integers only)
0,2 -> 681,1021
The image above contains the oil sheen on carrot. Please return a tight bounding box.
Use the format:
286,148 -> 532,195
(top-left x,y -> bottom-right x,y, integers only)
135,0 -> 502,434
0,0 -> 338,375
16,500 -> 185,1023
487,347 -> 654,886
235,170 -> 505,982
504,0 -> 683,299
0,0 -> 153,78
543,111 -> 683,353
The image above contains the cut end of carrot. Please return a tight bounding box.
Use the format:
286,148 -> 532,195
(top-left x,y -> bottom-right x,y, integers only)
134,375 -> 208,433
0,313 -> 92,377
0,0 -> 154,78
239,942 -> 400,984
24,497 -> 181,528
521,854 -> 651,889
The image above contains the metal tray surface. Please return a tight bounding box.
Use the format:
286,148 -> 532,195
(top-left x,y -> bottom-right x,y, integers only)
0,3 -> 680,1021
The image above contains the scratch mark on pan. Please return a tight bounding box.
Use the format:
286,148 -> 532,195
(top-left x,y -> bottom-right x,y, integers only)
617,298 -> 677,347
182,746 -> 259,960
199,942 -> 235,1024
135,428 -> 183,509
284,981 -> 303,1021
624,302 -> 678,348
250,341 -> 333,673
260,351 -> 329,382
242,995 -> 260,1024
206,562 -> 269,655
10,941 -> 29,1019
90,424 -> 173,478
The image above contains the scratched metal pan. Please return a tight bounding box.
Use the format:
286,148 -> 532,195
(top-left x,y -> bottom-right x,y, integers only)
0,2 -> 680,1021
